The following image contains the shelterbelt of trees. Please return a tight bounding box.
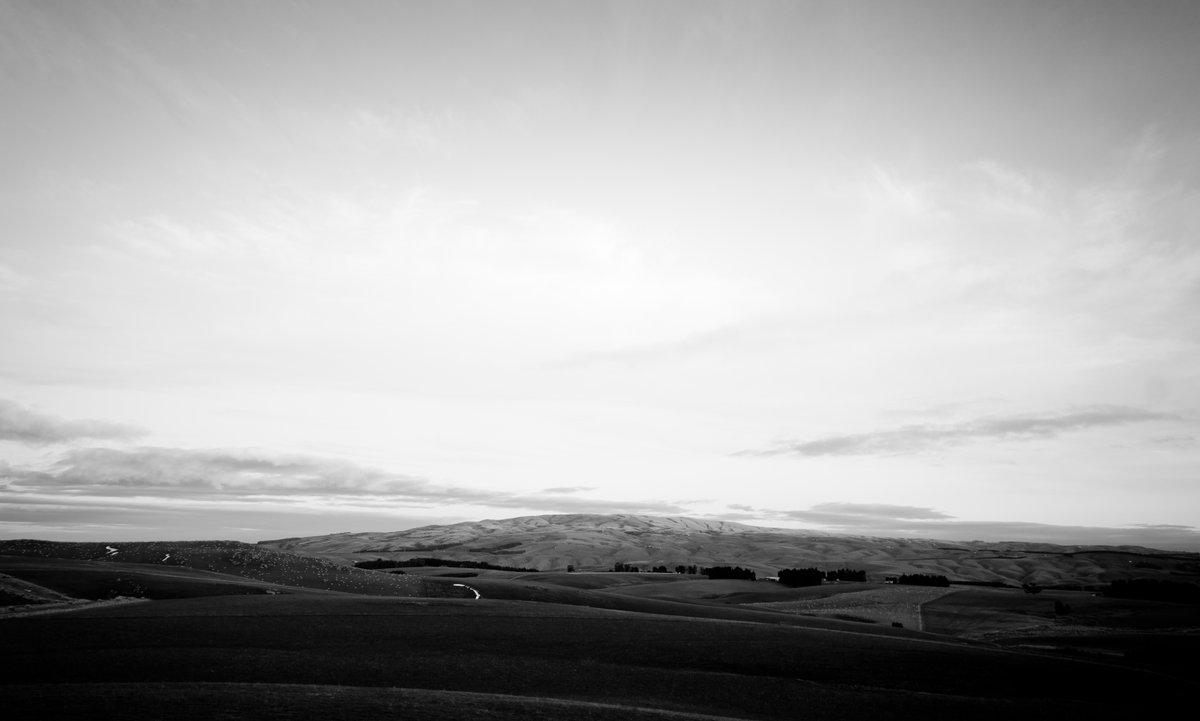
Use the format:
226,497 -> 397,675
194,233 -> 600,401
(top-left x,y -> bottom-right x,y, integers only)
354,558 -> 540,573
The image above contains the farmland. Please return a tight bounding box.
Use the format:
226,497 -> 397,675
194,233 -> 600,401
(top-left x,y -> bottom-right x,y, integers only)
263,513 -> 1200,587
4,590 -> 1195,720
3,538 -> 1199,720
749,584 -> 955,628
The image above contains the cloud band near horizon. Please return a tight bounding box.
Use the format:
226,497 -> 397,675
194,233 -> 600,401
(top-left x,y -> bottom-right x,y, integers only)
721,502 -> 1200,551
0,399 -> 146,445
741,406 -> 1182,457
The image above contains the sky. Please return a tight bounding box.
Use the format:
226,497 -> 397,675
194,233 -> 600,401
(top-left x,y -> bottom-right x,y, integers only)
2,1 -> 1199,550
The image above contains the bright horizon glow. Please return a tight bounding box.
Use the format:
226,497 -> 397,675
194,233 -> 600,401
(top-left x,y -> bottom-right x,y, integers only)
2,1 -> 1199,551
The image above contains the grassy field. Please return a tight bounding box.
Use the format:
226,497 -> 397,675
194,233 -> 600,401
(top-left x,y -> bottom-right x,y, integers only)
4,542 -> 1198,719
922,585 -> 1200,680
4,592 -> 1195,720
0,683 -> 806,721
748,584 -> 955,628
0,540 -> 430,599
262,513 -> 1200,587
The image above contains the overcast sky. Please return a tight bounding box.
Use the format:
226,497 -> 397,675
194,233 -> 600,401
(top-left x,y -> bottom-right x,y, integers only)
2,1 -> 1199,549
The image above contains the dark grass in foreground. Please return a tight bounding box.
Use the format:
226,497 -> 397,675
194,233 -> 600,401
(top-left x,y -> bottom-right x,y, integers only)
1,684 -> 764,721
3,593 -> 1195,721
4,542 -> 1198,719
0,540 -> 428,597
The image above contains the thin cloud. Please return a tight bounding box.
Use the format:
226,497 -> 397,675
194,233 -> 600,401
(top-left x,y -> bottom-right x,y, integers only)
749,504 -> 952,527
728,503 -> 1200,551
3,446 -> 692,517
809,503 -> 953,520
30,446 -> 477,500
0,399 -> 146,445
741,406 -> 1180,457
543,323 -> 750,369
1148,435 -> 1195,447
477,494 -> 692,516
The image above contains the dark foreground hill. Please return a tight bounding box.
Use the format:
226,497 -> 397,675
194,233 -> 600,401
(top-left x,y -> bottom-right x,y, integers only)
4,592 -> 1197,720
0,539 -> 427,600
260,513 -> 1200,588
3,529 -> 1198,719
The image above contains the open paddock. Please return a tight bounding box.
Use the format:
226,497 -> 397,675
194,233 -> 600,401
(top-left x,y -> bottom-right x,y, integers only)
748,584 -> 956,629
3,592 -> 1193,720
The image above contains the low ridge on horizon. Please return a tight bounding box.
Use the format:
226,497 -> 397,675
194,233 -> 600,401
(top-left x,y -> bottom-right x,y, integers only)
361,513 -> 811,537
257,512 -> 1200,588
265,513 -> 1182,552
261,513 -> 840,547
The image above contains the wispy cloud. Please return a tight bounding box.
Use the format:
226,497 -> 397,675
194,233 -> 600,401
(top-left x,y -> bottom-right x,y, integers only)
741,406 -> 1180,457
722,503 -> 953,527
41,447 -> 429,495
725,503 -> 1200,551
2,445 -> 691,517
0,399 -> 146,445
806,503 -> 953,520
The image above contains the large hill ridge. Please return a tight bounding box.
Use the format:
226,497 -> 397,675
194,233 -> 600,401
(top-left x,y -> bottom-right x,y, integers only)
259,514 -> 1200,588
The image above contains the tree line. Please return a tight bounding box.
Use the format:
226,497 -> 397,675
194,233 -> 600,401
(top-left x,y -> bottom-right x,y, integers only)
611,562 -> 756,579
611,562 -> 873,585
703,566 -> 757,581
1103,578 -> 1200,604
355,558 -> 540,573
776,567 -> 869,586
892,573 -> 950,587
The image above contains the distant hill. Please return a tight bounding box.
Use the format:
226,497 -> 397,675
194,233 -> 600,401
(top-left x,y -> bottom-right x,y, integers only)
259,513 -> 1200,588
0,539 -> 427,599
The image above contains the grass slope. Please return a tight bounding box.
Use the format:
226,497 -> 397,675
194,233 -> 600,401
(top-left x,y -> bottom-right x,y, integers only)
0,540 -> 429,599
260,513 -> 1200,587
3,593 -> 1194,720
0,555 -> 292,604
0,570 -> 79,606
923,586 -> 1200,680
1,683 -> 775,721
416,571 -> 1200,680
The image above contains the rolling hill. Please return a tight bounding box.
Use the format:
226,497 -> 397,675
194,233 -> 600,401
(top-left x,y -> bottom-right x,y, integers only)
4,520 -> 1199,718
0,539 -> 429,602
259,513 -> 1200,588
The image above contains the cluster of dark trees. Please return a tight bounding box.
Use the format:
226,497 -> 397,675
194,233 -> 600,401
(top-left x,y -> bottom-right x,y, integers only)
105,577 -> 148,599
610,563 -> 704,574
894,573 -> 950,587
777,567 -> 869,587
1103,578 -> 1200,604
825,568 -> 867,582
702,566 -> 758,581
354,558 -> 539,573
777,568 -> 824,587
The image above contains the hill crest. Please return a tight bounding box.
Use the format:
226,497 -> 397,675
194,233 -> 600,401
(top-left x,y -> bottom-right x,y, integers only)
258,513 -> 1200,587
